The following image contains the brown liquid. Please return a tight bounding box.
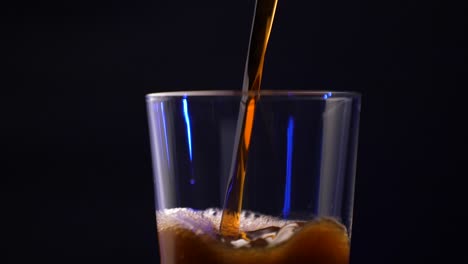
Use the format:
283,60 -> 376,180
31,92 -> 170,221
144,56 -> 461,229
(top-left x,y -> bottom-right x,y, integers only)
220,0 -> 279,239
157,1 -> 351,263
157,209 -> 350,264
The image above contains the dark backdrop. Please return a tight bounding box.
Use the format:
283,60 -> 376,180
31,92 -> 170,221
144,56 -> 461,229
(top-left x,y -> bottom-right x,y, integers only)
4,0 -> 466,263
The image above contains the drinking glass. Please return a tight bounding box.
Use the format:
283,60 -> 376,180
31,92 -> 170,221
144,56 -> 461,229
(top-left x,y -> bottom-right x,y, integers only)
146,90 -> 361,264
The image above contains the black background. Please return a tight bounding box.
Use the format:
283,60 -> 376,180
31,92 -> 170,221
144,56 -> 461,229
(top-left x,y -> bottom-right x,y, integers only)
4,0 -> 466,263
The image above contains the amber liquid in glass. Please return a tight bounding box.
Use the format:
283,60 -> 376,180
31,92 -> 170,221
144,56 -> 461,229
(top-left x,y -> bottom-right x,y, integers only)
156,1 -> 351,263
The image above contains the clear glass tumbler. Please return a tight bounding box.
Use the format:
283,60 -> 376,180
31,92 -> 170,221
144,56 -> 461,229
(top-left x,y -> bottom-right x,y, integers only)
146,90 -> 361,264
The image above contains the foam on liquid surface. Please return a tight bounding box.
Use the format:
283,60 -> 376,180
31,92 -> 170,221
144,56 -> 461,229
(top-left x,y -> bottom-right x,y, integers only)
156,208 -> 350,264
157,208 -> 346,249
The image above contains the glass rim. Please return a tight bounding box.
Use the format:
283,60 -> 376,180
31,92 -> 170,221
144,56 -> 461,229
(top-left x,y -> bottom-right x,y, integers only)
146,90 -> 360,100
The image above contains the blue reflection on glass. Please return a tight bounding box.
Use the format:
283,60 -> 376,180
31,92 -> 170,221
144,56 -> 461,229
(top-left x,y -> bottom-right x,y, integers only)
160,103 -> 170,166
328,92 -> 332,97
182,98 -> 193,161
323,94 -> 329,99
283,116 -> 294,218
190,179 -> 196,185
